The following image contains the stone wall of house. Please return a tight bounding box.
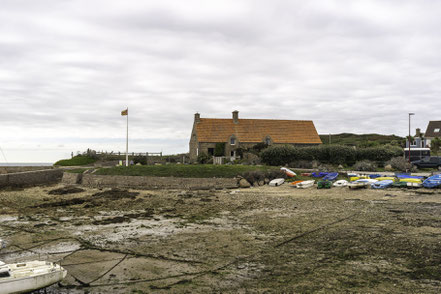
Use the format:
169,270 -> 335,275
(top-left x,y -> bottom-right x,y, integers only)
0,166 -> 54,175
81,174 -> 238,190
189,125 -> 199,161
0,169 -> 64,188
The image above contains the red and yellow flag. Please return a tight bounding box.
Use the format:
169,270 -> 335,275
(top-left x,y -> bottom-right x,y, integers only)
121,109 -> 128,116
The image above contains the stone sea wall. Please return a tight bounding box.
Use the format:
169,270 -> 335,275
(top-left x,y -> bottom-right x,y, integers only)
0,166 -> 54,174
80,174 -> 238,190
0,169 -> 64,188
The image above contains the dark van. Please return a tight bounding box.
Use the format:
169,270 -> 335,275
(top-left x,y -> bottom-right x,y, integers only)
411,157 -> 441,169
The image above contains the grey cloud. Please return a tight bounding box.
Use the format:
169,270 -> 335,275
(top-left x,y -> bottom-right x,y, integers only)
1,0 -> 441,162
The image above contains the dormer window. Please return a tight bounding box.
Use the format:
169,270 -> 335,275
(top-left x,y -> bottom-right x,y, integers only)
435,128 -> 440,133
230,137 -> 236,145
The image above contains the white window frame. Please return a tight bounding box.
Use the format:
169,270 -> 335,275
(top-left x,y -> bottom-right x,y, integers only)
434,128 -> 440,133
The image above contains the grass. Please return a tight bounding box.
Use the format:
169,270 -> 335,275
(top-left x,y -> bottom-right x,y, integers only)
54,155 -> 97,166
94,164 -> 279,178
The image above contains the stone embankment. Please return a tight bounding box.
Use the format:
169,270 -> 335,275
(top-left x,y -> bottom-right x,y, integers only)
0,166 -> 54,174
61,173 -> 239,190
0,169 -> 64,188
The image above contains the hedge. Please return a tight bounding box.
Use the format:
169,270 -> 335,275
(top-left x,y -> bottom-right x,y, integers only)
260,145 -> 403,166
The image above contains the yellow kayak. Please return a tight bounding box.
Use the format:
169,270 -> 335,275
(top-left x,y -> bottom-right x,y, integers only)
349,176 -> 369,182
375,177 -> 397,182
399,178 -> 422,184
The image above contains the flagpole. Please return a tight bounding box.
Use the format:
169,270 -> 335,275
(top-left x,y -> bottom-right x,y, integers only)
126,107 -> 129,167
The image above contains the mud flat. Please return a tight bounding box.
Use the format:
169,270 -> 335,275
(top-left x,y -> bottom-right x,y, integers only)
0,184 -> 441,293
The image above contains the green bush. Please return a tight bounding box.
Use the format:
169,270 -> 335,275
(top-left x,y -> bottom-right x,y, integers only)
214,143 -> 225,156
386,156 -> 414,172
54,155 -> 97,166
353,160 -> 377,171
260,145 -> 402,166
197,153 -> 211,164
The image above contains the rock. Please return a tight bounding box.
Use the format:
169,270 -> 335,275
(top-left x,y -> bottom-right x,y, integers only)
264,178 -> 270,184
384,164 -> 393,171
338,164 -> 344,169
239,178 -> 251,188
258,180 -> 265,186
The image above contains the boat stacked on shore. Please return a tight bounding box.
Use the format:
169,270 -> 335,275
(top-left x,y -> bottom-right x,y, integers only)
285,168 -> 441,190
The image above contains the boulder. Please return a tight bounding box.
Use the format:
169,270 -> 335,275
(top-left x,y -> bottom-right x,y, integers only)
384,164 -> 393,171
239,178 -> 251,188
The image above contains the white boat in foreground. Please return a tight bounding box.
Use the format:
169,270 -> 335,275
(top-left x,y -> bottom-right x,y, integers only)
269,178 -> 285,186
296,180 -> 315,189
333,180 -> 348,187
348,179 -> 371,189
0,260 -> 67,294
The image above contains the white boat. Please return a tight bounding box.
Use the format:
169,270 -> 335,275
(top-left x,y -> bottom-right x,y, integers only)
333,180 -> 348,187
280,167 -> 296,177
296,180 -> 315,189
269,178 -> 285,186
0,260 -> 67,294
348,179 -> 371,189
407,182 -> 423,188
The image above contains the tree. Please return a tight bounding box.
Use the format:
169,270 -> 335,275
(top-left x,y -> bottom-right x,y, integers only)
431,138 -> 441,155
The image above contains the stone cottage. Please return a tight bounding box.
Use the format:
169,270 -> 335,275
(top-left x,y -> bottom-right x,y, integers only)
189,111 -> 322,161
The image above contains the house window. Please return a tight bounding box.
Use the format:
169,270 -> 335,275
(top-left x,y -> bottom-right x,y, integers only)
435,128 -> 440,133
208,148 -> 214,156
230,137 -> 236,145
231,151 -> 236,157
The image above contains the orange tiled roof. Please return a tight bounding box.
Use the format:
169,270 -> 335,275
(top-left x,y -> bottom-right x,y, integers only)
196,118 -> 322,144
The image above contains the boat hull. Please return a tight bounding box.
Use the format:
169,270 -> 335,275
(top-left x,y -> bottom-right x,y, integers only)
0,262 -> 67,294
296,180 -> 314,188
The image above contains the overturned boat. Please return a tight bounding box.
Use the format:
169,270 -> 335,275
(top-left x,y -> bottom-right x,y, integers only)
296,180 -> 314,189
0,260 -> 67,294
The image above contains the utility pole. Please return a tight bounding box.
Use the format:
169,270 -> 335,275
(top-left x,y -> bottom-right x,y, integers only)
408,113 -> 414,163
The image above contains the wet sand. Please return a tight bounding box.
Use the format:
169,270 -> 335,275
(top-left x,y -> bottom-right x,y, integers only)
1,184 -> 440,293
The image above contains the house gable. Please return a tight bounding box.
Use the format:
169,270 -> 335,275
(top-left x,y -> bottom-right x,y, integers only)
425,121 -> 441,138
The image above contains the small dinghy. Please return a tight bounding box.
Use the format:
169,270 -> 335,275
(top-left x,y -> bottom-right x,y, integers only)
407,182 -> 423,188
269,178 -> 285,187
0,260 -> 67,294
371,180 -> 394,189
280,167 -> 296,177
312,172 -> 328,178
317,180 -> 332,189
399,178 -> 423,184
369,174 -> 382,179
322,172 -> 338,181
333,180 -> 348,187
392,181 -> 408,188
423,174 -> 441,188
374,177 -> 396,182
296,180 -> 314,189
396,174 -> 424,180
348,179 -> 371,189
289,180 -> 303,187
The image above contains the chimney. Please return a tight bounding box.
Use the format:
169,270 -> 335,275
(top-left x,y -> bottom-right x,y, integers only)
232,110 -> 239,124
416,128 -> 421,137
194,112 -> 200,123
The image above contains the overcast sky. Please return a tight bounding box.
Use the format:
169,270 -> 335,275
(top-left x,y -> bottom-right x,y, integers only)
1,0 -> 440,163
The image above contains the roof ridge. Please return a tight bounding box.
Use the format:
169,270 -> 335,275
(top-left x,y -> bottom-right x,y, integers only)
200,118 -> 313,122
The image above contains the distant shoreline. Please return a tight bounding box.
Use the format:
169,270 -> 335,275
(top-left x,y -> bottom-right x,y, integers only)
0,162 -> 53,166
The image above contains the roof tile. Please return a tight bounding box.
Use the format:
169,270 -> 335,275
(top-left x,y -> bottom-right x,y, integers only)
196,118 -> 322,144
